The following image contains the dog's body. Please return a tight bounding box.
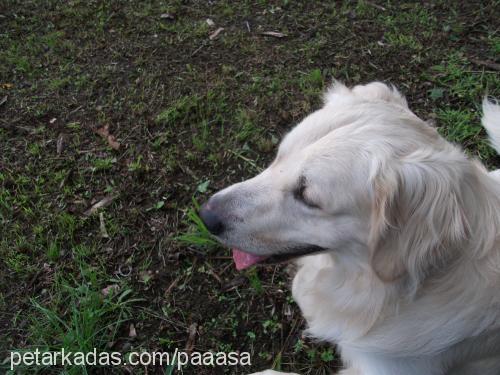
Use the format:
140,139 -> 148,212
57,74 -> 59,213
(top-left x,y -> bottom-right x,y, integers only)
200,82 -> 500,375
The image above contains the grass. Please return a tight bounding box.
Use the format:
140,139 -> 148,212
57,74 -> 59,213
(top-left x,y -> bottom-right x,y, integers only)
2,257 -> 138,374
1,0 -> 499,374
426,52 -> 500,162
175,198 -> 218,249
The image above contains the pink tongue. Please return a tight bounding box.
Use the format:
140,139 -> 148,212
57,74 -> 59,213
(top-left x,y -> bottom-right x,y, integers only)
232,248 -> 267,270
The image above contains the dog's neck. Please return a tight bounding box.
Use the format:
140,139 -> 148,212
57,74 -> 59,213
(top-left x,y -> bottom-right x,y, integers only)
292,245 -> 392,343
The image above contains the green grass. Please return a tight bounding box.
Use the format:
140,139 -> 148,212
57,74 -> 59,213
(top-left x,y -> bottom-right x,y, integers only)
175,198 -> 218,249
430,52 -> 499,102
384,32 -> 423,50
1,1 -> 499,374
3,258 -> 138,374
437,108 -> 496,159
425,51 -> 500,161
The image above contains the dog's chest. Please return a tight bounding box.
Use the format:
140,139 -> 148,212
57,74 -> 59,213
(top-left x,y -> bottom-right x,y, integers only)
291,254 -> 386,343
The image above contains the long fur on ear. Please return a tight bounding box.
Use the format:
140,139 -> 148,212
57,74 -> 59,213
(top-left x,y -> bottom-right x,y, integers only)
323,81 -> 408,108
369,147 -> 473,289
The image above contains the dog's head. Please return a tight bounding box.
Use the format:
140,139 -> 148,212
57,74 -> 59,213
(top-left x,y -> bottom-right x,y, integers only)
200,82 -> 475,284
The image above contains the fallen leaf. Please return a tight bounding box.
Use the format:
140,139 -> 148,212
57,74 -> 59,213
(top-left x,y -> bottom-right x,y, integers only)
83,195 -> 115,216
260,31 -> 286,38
0,96 -> 6,106
49,118 -> 57,124
129,323 -> 137,338
95,126 -> 107,137
185,323 -> 198,353
206,18 -> 215,27
96,124 -> 120,150
209,27 -> 224,40
1,83 -> 13,89
107,138 -> 120,150
101,284 -> 120,297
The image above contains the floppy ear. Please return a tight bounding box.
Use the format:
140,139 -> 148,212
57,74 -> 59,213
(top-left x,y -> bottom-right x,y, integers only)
369,150 -> 471,285
323,81 -> 408,108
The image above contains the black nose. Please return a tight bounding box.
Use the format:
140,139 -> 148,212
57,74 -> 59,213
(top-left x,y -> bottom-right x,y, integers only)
199,204 -> 225,235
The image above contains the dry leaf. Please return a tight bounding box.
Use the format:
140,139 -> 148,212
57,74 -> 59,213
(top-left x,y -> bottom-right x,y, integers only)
209,27 -> 224,40
206,18 -> 215,27
261,31 -> 286,38
102,284 -> 120,297
185,323 -> 198,353
1,83 -> 13,89
49,118 -> 57,124
129,323 -> 137,338
96,124 -> 120,150
83,195 -> 115,216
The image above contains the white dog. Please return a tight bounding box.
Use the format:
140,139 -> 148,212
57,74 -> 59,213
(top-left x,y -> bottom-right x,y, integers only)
199,82 -> 500,375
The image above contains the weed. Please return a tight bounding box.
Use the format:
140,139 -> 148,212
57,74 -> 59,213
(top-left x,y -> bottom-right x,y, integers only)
91,157 -> 116,172
47,240 -> 60,262
2,2 -> 498,374
176,198 -> 219,249
429,52 -> 499,102
384,32 -> 422,50
437,108 -> 496,159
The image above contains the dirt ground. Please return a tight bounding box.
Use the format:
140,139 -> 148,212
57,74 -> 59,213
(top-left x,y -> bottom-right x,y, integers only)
1,1 -> 499,374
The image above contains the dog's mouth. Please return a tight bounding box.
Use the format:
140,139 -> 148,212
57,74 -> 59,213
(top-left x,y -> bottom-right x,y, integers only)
232,245 -> 326,270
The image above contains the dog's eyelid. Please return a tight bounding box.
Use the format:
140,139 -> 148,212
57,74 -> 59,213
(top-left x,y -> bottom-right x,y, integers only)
293,176 -> 320,209
294,175 -> 307,198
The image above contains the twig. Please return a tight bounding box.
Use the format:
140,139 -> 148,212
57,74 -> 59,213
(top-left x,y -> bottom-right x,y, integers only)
470,58 -> 500,71
365,1 -> 386,11
191,41 -> 207,56
229,150 -> 263,172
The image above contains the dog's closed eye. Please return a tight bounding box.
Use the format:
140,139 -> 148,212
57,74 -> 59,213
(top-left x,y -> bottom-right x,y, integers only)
293,176 -> 320,209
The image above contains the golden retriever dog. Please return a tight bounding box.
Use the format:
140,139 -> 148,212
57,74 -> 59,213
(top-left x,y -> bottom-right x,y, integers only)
199,82 -> 500,375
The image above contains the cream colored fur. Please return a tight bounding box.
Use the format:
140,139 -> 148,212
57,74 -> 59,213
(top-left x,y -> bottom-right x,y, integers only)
211,82 -> 500,375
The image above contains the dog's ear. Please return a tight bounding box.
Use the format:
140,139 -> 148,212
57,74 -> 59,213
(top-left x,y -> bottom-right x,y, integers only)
369,167 -> 406,282
324,81 -> 408,109
369,150 -> 471,285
